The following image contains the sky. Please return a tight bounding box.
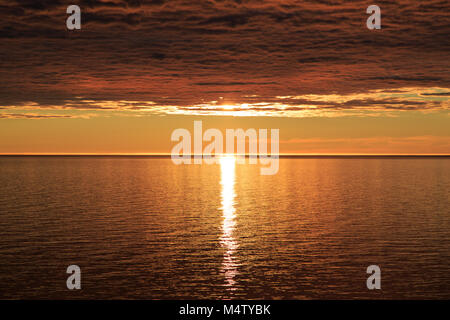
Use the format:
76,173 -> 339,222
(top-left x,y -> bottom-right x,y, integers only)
0,0 -> 449,154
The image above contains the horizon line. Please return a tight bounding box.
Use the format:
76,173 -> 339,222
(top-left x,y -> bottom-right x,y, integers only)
0,153 -> 449,158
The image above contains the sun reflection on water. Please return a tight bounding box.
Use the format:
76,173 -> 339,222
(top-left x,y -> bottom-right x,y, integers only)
219,155 -> 240,292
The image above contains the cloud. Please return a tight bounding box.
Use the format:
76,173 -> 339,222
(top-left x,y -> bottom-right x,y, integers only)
0,113 -> 88,119
421,92 -> 450,97
1,87 -> 448,118
0,0 -> 448,117
280,136 -> 450,154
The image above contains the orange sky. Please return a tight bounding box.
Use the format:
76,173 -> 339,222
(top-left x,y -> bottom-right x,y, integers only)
1,111 -> 448,155
0,1 -> 448,154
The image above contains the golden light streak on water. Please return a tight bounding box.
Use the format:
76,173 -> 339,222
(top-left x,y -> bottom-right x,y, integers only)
219,155 -> 240,292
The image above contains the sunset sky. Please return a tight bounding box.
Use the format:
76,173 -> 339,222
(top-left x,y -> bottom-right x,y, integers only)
0,0 -> 448,154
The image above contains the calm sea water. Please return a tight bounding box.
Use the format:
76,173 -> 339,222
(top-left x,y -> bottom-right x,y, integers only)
0,156 -> 449,299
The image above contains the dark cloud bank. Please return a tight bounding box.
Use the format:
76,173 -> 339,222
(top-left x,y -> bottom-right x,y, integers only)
0,0 -> 449,113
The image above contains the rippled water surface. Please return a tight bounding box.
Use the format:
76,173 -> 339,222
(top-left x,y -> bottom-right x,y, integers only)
0,156 -> 449,299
